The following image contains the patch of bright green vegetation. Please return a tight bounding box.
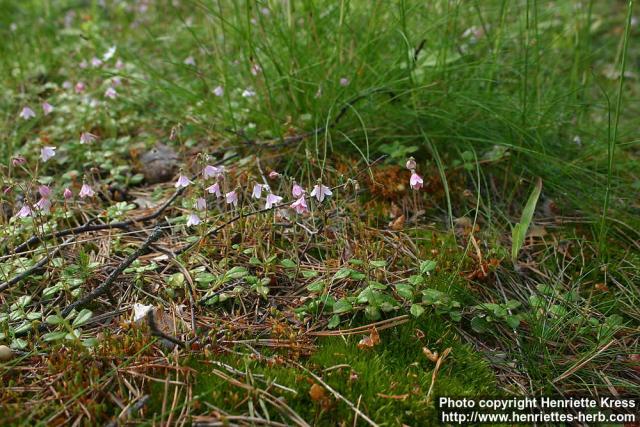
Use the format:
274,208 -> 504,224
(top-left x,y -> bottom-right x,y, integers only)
154,320 -> 496,425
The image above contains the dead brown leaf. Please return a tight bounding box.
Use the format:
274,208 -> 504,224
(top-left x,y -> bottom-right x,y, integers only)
389,215 -> 405,231
357,327 -> 381,349
422,347 -> 439,363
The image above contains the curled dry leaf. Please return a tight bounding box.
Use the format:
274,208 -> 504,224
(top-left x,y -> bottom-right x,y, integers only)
357,326 -> 381,349
389,214 -> 405,231
422,346 -> 439,363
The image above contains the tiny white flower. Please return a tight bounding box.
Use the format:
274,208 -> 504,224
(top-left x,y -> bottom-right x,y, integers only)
133,303 -> 154,322
103,45 -> 117,61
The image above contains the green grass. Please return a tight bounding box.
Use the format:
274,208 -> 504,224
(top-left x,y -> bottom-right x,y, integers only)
1,0 -> 639,425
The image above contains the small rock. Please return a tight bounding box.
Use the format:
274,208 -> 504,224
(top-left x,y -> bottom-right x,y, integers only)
0,345 -> 13,362
139,143 -> 179,184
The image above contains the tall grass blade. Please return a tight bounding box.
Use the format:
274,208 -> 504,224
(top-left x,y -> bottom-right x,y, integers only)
511,178 -> 542,263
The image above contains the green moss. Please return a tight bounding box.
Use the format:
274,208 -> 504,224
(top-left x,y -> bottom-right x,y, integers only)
171,319 -> 495,425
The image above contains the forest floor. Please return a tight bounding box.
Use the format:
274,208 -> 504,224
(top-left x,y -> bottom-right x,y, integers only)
1,1 -> 639,425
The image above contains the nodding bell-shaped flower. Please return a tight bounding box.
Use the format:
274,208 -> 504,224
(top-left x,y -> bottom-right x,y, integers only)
91,56 -> 103,67
75,82 -> 86,94
202,165 -> 223,179
405,157 -> 416,170
19,106 -> 36,120
195,197 -> 207,211
175,174 -> 192,188
268,171 -> 280,179
206,182 -> 222,198
42,102 -> 53,115
79,183 -> 95,198
35,197 -> 52,213
11,156 -> 26,167
186,212 -> 201,227
213,86 -> 224,97
311,183 -> 332,203
409,172 -> 423,190
63,188 -> 73,199
291,196 -> 308,214
15,205 -> 32,218
291,182 -> 305,198
38,185 -> 52,199
40,146 -> 56,162
252,183 -> 263,199
225,190 -> 238,207
104,87 -> 117,99
80,132 -> 97,144
265,193 -> 283,209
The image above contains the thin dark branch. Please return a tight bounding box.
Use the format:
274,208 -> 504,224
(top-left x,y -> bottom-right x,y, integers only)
59,227 -> 163,317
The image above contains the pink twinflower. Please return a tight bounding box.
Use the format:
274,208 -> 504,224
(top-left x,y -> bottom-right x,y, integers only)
19,106 -> 36,120
175,174 -> 192,188
35,197 -> 52,213
202,165 -> 223,179
15,205 -> 32,218
291,196 -> 308,214
42,102 -> 54,115
405,157 -> 416,170
292,183 -> 305,198
104,87 -> 117,99
409,172 -> 423,190
225,190 -> 238,207
206,182 -> 222,198
252,183 -> 263,199
265,193 -> 283,209
80,132 -> 97,144
40,146 -> 56,162
310,183 -> 332,202
186,213 -> 201,226
38,185 -> 51,199
195,197 -> 207,211
79,183 -> 95,198
11,156 -> 26,167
